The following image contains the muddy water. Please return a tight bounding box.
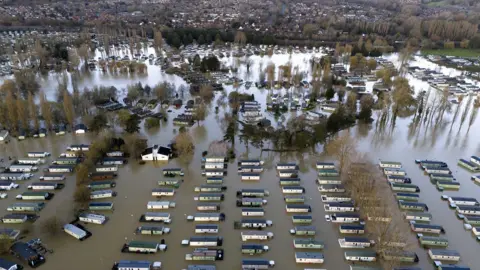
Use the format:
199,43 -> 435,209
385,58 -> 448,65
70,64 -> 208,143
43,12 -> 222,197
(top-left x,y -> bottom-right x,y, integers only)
1,51 -> 480,269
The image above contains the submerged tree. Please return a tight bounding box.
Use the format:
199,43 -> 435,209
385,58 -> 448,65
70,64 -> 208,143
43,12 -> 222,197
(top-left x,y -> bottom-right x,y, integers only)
174,132 -> 195,170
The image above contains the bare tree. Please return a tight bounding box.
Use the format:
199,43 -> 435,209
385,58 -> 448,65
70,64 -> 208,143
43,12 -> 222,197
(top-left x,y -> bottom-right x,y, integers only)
6,89 -> 17,133
40,91 -> 53,130
174,132 -> 195,170
63,90 -> 75,129
40,216 -> 63,236
325,131 -> 357,173
28,92 -> 39,130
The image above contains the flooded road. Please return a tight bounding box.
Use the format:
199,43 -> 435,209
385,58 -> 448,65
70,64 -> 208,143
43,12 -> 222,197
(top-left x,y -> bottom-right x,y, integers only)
1,49 -> 480,269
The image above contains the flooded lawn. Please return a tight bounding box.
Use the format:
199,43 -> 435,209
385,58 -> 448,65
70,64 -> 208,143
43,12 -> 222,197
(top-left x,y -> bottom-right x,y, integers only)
0,49 -> 479,269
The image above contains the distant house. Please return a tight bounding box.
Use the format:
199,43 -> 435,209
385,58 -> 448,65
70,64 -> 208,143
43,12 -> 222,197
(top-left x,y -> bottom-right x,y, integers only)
0,130 -> 9,142
141,145 -> 172,161
39,128 -> 47,137
74,124 -> 87,134
17,130 -> 26,140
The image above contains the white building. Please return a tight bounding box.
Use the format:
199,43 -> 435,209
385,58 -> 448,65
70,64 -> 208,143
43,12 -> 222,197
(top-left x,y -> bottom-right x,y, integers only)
0,130 -> 9,142
141,145 -> 172,161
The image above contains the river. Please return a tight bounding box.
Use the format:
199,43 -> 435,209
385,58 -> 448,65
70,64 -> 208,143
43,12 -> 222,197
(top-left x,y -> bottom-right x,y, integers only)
0,48 -> 479,270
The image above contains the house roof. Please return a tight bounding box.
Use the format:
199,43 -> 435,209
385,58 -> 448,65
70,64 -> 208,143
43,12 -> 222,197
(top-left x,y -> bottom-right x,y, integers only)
11,242 -> 39,260
0,258 -> 17,269
141,147 -> 153,156
158,146 -> 172,156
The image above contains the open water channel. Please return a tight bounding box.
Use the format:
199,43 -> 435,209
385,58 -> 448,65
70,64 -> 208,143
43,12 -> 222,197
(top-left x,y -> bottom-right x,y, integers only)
0,48 -> 480,270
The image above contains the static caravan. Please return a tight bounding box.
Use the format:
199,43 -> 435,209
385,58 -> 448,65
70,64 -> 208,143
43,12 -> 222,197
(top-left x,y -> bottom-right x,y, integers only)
472,227 -> 480,236
114,261 -> 162,270
27,152 -> 51,158
60,151 -> 79,158
289,226 -> 316,236
46,165 -> 74,173
472,175 -> 480,184
280,178 -> 301,186
88,181 -> 115,190
234,219 -> 273,229
10,242 -> 45,267
317,176 -> 342,185
17,158 -> 45,165
383,168 -> 406,176
28,182 -> 60,190
158,179 -> 180,188
202,169 -> 226,177
430,174 -> 455,182
416,160 -> 447,167
241,259 -> 275,269
88,202 -> 114,211
330,213 -> 361,223
449,197 -> 478,206
436,180 -> 460,190
456,205 -> 480,215
463,215 -> 480,225
95,165 -> 118,172
63,224 -> 88,240
1,213 -> 30,224
184,236 -> 223,247
398,201 -> 428,211
202,157 -> 227,163
7,202 -> 45,212
197,203 -> 220,211
395,193 -> 419,202
404,212 -> 432,223
100,157 -> 127,165
321,194 -> 351,202
428,249 -> 460,262
317,169 -> 339,177
436,266 -> 470,270
471,156 -> 480,167
278,170 -> 298,178
324,202 -> 355,212
282,186 -> 305,194
339,224 -> 365,234
390,183 -> 420,193
0,180 -> 19,190
237,198 -> 267,207
286,204 -> 312,213
187,213 -> 226,222
293,238 -> 324,249
185,248 -> 224,261
240,173 -> 261,181
140,212 -> 171,223
206,177 -> 223,184
197,193 -> 224,202
424,166 -> 452,174
338,237 -> 374,248
67,144 -> 89,152
53,157 -> 80,165
242,208 -> 265,216
292,215 -> 313,224
152,188 -> 175,197
39,174 -> 65,181
135,226 -> 170,235
90,190 -> 116,200
147,201 -> 176,210
0,228 -> 20,240
458,159 -> 479,172
106,151 -> 124,157
242,244 -> 269,255
187,265 -> 216,270
163,168 -> 185,177
238,166 -> 264,173
9,165 -> 37,173
382,251 -> 419,262
344,250 -> 377,262
0,173 -> 31,181
195,224 -> 219,234
387,175 -> 412,184
194,185 -> 226,193
318,184 -> 346,193
125,241 -> 162,253
276,163 -> 298,171
418,235 -> 449,248
316,162 -> 335,169
410,223 -> 444,234
17,191 -> 51,201
203,163 -> 226,170
79,213 -> 107,225
237,189 -> 269,197
239,160 -> 264,166
241,231 -> 274,241
379,161 -> 402,169
89,172 -> 116,181
284,195 -> 306,203
295,252 -> 324,264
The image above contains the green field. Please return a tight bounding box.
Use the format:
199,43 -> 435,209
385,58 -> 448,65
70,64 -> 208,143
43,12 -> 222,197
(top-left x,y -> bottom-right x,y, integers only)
421,49 -> 480,58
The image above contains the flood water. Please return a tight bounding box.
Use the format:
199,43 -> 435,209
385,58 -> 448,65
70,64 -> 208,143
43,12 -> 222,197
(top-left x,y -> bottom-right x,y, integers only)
1,49 -> 480,270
